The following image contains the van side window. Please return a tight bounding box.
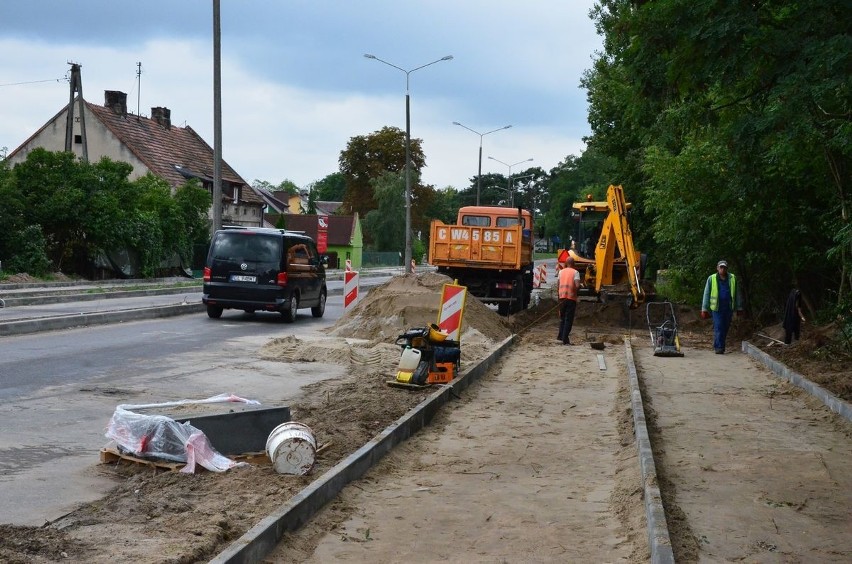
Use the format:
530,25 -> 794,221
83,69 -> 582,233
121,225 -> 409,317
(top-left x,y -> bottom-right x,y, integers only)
461,215 -> 490,227
288,243 -> 310,265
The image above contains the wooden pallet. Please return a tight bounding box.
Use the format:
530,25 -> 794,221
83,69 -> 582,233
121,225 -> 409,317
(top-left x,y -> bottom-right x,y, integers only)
99,447 -> 268,472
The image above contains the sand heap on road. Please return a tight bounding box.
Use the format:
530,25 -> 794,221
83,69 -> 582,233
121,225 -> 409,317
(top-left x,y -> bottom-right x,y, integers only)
330,272 -> 512,344
260,272 -> 512,374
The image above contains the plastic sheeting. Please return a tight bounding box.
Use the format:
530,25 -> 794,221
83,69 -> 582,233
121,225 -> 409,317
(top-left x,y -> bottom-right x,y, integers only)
104,393 -> 260,473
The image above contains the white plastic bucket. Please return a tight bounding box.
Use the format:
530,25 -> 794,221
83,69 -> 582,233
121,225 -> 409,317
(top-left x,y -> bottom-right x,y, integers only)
266,421 -> 317,475
399,347 -> 422,371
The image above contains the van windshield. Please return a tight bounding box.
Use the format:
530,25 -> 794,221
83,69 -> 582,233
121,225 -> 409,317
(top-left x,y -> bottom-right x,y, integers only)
212,233 -> 281,263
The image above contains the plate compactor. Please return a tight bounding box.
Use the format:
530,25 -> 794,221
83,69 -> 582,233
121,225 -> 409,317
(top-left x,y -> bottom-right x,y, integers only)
388,324 -> 461,389
646,301 -> 684,357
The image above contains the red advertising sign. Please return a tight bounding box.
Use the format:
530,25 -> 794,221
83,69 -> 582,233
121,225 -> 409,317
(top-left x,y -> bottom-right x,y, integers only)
317,215 -> 329,253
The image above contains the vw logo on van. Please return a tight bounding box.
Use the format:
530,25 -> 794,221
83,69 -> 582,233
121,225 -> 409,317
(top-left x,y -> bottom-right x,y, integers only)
241,263 -> 248,270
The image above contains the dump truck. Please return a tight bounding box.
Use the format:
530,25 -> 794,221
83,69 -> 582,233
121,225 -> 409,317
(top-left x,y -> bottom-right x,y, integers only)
429,206 -> 535,315
563,184 -> 649,308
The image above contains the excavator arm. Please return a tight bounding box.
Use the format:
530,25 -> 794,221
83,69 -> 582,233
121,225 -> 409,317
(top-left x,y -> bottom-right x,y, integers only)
594,185 -> 645,307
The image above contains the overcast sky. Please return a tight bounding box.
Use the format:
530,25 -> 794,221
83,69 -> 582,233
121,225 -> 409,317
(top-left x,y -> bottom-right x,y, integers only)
0,1 -> 602,190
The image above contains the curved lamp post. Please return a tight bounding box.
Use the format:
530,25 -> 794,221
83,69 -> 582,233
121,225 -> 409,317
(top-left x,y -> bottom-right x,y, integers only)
452,122 -> 511,205
487,156 -> 533,207
364,53 -> 453,274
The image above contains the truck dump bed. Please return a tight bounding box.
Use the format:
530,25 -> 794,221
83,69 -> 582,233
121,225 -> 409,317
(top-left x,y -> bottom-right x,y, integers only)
429,221 -> 529,270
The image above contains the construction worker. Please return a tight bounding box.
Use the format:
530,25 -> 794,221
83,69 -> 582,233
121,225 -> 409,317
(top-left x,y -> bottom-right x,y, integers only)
700,259 -> 744,354
557,256 -> 581,345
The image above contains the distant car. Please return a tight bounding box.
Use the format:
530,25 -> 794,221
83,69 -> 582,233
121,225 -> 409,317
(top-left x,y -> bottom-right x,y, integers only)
534,242 -> 548,252
202,227 -> 327,322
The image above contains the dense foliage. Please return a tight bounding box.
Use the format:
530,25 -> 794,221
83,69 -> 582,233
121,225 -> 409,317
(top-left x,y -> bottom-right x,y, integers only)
0,148 -> 211,278
571,0 -> 851,323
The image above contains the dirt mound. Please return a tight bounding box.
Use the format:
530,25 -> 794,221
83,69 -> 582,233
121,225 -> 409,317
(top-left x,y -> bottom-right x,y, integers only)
328,272 -> 512,344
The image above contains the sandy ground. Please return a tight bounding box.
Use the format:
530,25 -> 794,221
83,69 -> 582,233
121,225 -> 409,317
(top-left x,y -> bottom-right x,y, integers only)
269,321 -> 647,563
1,273 -> 850,563
635,346 -> 852,562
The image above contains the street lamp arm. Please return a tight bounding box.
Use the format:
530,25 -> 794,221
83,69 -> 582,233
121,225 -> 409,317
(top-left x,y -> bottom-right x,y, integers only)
487,155 -> 510,168
363,54 -> 407,74
410,55 -> 453,74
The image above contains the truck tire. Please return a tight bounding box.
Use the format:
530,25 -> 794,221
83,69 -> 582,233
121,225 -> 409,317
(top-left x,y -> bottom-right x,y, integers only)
511,276 -> 525,314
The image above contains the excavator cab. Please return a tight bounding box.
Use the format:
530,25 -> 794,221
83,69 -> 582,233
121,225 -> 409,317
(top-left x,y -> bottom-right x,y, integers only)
562,185 -> 648,308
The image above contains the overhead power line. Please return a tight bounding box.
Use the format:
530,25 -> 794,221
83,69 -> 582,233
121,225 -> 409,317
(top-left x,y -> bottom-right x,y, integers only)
0,77 -> 68,88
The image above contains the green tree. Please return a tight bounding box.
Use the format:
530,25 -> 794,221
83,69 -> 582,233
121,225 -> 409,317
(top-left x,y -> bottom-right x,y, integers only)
362,171 -> 405,252
338,126 -> 426,224
584,0 -> 850,317
310,172 -> 346,202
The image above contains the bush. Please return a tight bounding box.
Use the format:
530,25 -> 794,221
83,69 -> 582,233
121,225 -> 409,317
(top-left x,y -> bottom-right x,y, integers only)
5,225 -> 52,276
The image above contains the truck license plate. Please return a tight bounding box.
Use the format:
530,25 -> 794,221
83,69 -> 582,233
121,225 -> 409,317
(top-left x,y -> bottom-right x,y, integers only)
231,274 -> 256,283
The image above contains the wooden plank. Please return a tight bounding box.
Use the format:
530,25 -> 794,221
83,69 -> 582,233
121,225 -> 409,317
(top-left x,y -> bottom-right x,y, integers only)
597,354 -> 607,370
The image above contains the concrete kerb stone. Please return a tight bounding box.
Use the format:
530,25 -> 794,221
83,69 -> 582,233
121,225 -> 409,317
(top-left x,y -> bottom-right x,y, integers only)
1,286 -> 203,307
0,283 -> 361,337
742,341 -> 852,422
623,336 -> 675,564
0,303 -> 206,337
210,333 -> 517,564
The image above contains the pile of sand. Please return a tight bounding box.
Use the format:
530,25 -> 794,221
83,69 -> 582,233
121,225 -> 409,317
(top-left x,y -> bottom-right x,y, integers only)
259,272 -> 513,373
329,272 -> 512,344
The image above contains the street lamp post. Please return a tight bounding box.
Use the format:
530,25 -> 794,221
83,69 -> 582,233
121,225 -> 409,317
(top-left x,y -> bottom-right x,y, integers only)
487,156 -> 533,207
452,122 -> 511,206
364,53 -> 453,274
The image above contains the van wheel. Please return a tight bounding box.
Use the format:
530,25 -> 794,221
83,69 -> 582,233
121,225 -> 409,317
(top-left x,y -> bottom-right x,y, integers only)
207,305 -> 223,319
311,290 -> 326,318
282,294 -> 298,323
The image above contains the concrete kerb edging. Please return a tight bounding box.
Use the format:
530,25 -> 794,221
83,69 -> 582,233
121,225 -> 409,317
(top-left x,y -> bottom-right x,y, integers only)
210,333 -> 518,564
0,285 -> 359,337
0,303 -> 206,337
623,337 -> 675,564
742,341 -> 852,422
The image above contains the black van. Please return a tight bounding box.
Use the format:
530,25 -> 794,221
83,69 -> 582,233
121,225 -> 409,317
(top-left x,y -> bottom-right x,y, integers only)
202,227 -> 327,322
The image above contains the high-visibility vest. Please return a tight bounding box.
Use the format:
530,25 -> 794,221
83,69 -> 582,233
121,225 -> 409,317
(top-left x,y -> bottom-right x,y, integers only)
558,267 -> 579,300
709,273 -> 737,311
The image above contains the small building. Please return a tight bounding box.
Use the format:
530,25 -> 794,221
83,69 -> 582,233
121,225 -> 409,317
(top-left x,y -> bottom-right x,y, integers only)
279,214 -> 363,270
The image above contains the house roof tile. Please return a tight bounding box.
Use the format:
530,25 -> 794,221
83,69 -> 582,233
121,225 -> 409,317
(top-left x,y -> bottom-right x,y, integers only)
86,102 -> 262,205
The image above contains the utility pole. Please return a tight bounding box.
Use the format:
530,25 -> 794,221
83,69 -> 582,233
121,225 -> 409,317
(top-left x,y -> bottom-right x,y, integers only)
64,62 -> 88,162
212,0 -> 223,234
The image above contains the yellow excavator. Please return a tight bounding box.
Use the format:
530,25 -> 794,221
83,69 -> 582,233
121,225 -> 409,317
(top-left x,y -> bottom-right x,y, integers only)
561,184 -> 649,308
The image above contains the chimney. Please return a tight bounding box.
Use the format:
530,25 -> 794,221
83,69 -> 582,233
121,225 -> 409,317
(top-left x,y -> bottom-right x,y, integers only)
151,106 -> 171,130
104,90 -> 127,115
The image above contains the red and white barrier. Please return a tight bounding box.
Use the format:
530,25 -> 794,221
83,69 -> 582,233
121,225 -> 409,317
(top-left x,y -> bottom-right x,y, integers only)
540,263 -> 547,285
533,267 -> 541,288
345,259 -> 352,272
344,271 -> 359,310
437,282 -> 467,342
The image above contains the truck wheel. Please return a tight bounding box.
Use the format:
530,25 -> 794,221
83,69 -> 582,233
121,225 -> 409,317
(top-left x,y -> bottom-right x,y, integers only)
498,302 -> 510,316
511,277 -> 525,313
206,305 -> 223,319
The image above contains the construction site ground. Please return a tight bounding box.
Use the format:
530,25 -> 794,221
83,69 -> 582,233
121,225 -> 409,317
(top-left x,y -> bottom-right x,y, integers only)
1,273 -> 850,563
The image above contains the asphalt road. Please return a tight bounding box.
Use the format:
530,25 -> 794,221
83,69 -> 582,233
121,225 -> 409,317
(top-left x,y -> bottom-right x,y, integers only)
0,285 -> 367,526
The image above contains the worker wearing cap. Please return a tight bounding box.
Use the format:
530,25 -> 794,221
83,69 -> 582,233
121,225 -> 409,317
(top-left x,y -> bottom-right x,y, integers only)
557,257 -> 582,345
701,260 -> 744,354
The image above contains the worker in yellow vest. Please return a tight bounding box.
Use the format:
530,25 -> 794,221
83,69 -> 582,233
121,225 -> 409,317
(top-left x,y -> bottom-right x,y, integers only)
700,259 -> 744,354
557,257 -> 582,345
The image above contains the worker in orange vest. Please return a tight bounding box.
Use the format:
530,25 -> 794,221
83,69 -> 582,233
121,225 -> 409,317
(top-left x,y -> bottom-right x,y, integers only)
557,257 -> 582,345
